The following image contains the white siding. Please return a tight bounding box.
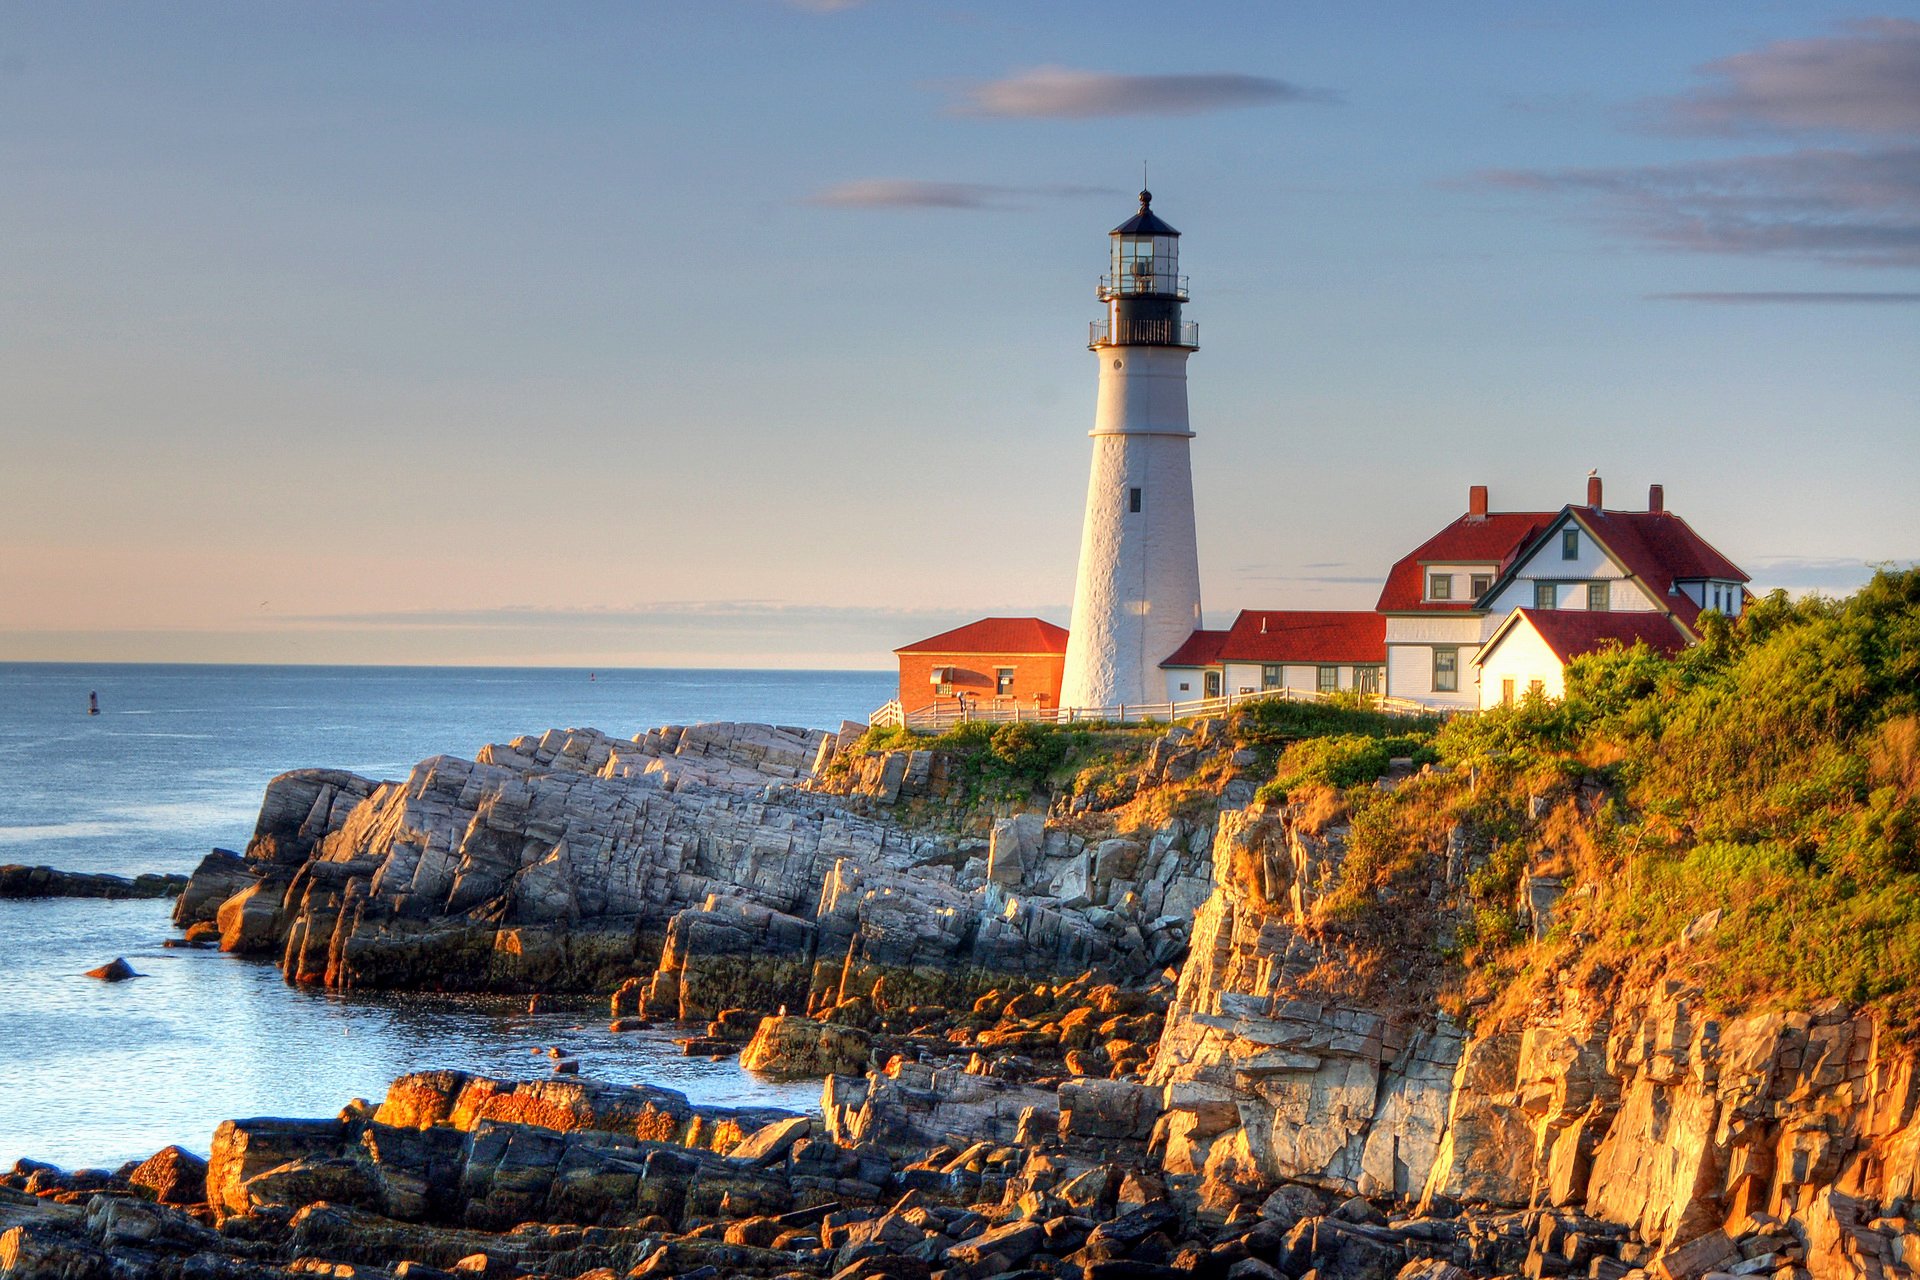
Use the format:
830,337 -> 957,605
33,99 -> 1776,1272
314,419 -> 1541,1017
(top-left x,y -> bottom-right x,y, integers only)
1482,515 -> 1661,616
1208,661 -> 1379,699
1415,563 -> 1503,607
1477,621 -> 1568,709
1387,644 -> 1480,709
1164,667 -> 1217,706
1383,614 -> 1485,708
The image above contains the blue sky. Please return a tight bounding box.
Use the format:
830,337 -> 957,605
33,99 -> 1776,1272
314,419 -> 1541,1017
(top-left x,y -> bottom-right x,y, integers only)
2,1 -> 1915,666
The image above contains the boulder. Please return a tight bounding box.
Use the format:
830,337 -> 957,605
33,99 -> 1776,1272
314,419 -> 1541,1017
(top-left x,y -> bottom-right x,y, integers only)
83,958 -> 140,982
128,1146 -> 208,1206
729,1116 -> 813,1165
987,814 -> 1045,887
740,1017 -> 872,1079
171,849 -> 254,927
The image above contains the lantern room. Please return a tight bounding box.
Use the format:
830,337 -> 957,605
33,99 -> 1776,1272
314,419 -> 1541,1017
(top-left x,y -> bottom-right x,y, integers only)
1102,191 -> 1187,300
1092,190 -> 1197,350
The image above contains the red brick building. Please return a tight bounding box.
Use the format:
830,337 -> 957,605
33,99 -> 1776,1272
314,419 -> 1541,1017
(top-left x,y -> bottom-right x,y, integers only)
894,618 -> 1070,716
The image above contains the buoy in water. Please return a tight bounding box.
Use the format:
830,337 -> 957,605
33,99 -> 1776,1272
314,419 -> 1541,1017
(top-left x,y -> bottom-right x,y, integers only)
88,691 -> 100,716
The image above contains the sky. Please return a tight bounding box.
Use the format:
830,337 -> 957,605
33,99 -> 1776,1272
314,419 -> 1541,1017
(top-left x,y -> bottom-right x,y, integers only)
2,1 -> 1916,669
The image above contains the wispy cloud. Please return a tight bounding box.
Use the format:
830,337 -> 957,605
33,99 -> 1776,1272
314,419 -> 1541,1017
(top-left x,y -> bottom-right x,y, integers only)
949,66 -> 1336,119
1481,19 -> 1920,270
1480,145 -> 1920,268
806,179 -> 1114,211
1661,17 -> 1920,137
1650,290 -> 1920,304
1745,555 -> 1917,592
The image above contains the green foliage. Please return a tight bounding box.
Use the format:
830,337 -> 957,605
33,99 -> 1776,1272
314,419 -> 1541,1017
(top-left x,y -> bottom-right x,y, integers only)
1434,689 -> 1589,768
1229,696 -> 1443,753
852,719 -> 1134,805
1253,731 -> 1440,807
1442,567 -> 1920,1035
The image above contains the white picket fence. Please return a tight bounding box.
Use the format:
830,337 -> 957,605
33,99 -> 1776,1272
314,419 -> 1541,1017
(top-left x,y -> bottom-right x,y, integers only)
866,684 -> 1433,732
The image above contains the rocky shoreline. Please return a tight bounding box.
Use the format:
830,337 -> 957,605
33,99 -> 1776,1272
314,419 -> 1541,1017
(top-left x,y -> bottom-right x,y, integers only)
5,719 -> 1916,1280
0,865 -> 188,900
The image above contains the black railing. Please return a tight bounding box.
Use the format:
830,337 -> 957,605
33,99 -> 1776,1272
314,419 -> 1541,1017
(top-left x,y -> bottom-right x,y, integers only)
1098,273 -> 1190,301
1090,317 -> 1200,349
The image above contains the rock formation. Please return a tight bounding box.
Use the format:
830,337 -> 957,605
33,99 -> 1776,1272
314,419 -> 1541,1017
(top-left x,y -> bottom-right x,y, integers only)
170,721 -> 1206,1011
0,865 -> 187,900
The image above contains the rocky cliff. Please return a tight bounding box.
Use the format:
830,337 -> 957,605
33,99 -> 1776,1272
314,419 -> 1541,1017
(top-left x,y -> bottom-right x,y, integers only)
172,720 -> 1211,1014
1147,783 -> 1920,1279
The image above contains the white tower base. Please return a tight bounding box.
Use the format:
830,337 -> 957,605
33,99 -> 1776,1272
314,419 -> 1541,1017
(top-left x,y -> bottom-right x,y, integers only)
1059,344 -> 1202,710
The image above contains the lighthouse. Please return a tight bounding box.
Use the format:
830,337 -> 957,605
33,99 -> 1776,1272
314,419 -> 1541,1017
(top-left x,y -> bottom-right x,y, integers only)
1059,191 -> 1204,711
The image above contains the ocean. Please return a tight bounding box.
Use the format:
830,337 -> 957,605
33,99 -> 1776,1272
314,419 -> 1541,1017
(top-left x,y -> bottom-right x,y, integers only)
0,663 -> 893,1169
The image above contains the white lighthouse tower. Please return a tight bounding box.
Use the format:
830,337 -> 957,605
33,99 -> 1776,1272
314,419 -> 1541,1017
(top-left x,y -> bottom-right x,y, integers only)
1059,191 -> 1203,711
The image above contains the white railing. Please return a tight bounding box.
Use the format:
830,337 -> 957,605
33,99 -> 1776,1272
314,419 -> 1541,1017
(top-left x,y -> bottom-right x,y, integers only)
867,685 -> 1435,733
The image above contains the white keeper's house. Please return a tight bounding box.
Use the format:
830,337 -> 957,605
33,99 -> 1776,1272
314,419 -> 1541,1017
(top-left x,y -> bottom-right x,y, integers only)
1377,475 -> 1749,710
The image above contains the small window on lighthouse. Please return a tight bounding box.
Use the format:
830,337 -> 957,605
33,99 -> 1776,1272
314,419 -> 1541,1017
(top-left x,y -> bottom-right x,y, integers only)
1129,487 -> 1142,513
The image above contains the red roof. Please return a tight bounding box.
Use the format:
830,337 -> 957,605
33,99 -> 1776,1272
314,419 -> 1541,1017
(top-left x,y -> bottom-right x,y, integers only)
1159,629 -> 1228,668
896,617 -> 1069,656
1569,509 -> 1748,630
1484,608 -> 1691,666
1214,610 -> 1385,664
1375,512 -> 1557,613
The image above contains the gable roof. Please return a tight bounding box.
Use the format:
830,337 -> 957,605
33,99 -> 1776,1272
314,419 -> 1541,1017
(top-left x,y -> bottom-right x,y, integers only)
1216,610 -> 1386,664
1375,511 -> 1558,613
1491,506 -> 1750,631
896,617 -> 1069,656
1476,607 -> 1691,668
1159,629 -> 1228,668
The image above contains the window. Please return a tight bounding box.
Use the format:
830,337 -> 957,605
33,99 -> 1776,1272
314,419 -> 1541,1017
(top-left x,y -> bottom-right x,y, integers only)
1177,681 -> 1190,692
1587,582 -> 1609,612
1469,573 -> 1493,599
1128,487 -> 1142,513
1355,665 -> 1382,694
1427,572 -> 1453,601
1501,677 -> 1515,705
1317,666 -> 1339,694
1529,679 -> 1545,698
1535,582 -> 1558,609
1433,648 -> 1458,693
1562,529 -> 1579,560
935,682 -> 954,697
995,667 -> 1015,697
1261,664 -> 1283,691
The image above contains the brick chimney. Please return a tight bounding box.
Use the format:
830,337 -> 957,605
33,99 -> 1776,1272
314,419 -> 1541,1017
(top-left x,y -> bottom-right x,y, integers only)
1648,483 -> 1664,513
1586,473 -> 1603,508
1468,484 -> 1488,518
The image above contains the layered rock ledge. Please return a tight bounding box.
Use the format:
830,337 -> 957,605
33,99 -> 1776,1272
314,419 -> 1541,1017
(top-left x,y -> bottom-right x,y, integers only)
170,721 -> 1211,1013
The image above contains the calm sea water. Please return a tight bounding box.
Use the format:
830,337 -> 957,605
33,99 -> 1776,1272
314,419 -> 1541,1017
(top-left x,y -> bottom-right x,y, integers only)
0,664 -> 892,1169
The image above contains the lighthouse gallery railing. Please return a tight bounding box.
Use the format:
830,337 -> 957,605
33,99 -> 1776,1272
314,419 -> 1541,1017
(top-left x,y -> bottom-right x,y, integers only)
1089,317 -> 1200,349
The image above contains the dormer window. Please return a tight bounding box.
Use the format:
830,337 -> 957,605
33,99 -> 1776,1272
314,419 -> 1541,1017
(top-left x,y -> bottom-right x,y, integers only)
1469,573 -> 1492,598
1428,572 -> 1453,601
1562,529 -> 1579,560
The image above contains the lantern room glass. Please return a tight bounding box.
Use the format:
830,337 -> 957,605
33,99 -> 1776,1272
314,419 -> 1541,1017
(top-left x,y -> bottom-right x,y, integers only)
1110,233 -> 1178,295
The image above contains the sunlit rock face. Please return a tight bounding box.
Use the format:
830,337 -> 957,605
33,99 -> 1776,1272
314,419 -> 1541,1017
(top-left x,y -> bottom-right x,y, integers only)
1149,795 -> 1920,1275
175,722 -> 1192,1003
